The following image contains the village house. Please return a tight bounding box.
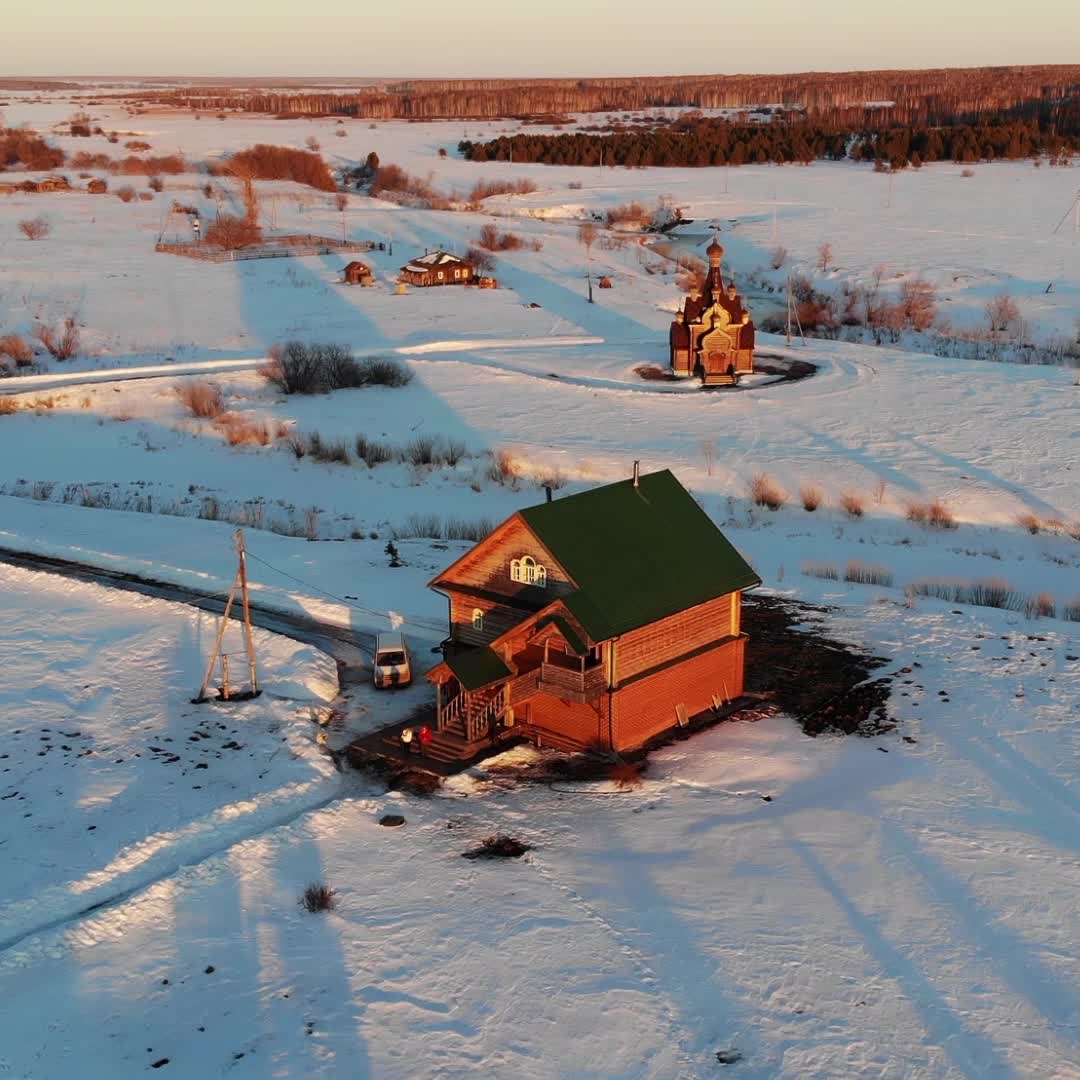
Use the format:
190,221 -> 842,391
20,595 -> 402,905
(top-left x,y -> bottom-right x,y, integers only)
342,259 -> 374,285
424,467 -> 760,759
670,238 -> 755,384
399,249 -> 474,287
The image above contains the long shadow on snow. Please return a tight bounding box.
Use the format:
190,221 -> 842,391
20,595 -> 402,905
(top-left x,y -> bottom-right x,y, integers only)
784,831 -> 1017,1079
877,816 -> 1080,1038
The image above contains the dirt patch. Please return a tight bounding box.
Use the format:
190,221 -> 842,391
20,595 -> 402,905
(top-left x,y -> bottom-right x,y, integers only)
462,834 -> 532,860
743,594 -> 892,736
345,745 -> 443,795
752,354 -> 818,384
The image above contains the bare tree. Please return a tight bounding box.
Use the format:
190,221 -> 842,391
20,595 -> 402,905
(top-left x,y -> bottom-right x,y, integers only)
577,221 -> 598,258
701,439 -> 717,476
770,245 -> 787,270
817,241 -> 833,272
18,217 -> 50,240
334,192 -> 348,212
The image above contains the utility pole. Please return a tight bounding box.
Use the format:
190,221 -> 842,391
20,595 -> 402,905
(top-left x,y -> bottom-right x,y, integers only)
195,529 -> 260,703
786,272 -> 793,346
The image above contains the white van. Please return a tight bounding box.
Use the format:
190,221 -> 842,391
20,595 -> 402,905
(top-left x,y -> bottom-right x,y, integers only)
373,632 -> 412,688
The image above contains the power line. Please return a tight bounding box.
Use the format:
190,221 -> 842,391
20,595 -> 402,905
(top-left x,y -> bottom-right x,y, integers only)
244,549 -> 447,636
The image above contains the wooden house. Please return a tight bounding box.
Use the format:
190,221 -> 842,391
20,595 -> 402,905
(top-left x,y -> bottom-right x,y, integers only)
425,468 -> 760,759
399,250 -> 474,287
670,239 -> 755,385
342,259 -> 374,285
33,175 -> 71,193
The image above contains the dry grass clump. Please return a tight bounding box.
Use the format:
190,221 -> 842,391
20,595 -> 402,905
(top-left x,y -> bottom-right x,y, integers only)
1015,512 -> 1041,535
906,577 -> 1024,612
802,561 -> 839,581
34,317 -> 80,360
176,380 -> 225,419
468,178 -> 538,201
606,201 -> 648,227
0,398 -> 19,415
18,216 -> 50,240
299,882 -> 336,912
216,413 -> 273,447
461,835 -> 532,860
799,484 -> 823,512
839,490 -> 865,518
354,434 -> 395,467
478,223 -> 525,251
0,334 -> 34,367
906,498 -> 956,529
749,472 -> 786,511
843,561 -> 894,587
1023,592 -> 1056,619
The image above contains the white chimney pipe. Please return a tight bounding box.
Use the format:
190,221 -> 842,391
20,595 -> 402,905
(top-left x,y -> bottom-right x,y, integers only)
632,460 -> 640,487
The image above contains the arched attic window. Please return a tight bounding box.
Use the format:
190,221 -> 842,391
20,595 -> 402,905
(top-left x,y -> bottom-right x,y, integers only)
510,555 -> 547,587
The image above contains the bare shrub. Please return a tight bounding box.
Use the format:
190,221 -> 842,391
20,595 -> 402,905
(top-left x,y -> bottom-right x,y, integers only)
985,293 -> 1020,334
115,185 -> 136,203
34,317 -> 80,360
175,380 -> 225,419
1015,512 -> 1041,535
1067,522 -> 1080,543
18,217 -> 49,240
749,472 -> 786,511
799,484 -> 823,512
899,277 -> 938,331
369,163 -> 445,206
334,192 -> 348,212
111,153 -> 185,176
839,490 -> 865,518
770,245 -> 788,270
308,435 -> 351,464
363,356 -> 412,387
844,561 -> 894,587
0,128 -> 64,170
0,334 -> 34,366
461,835 -> 532,860
0,398 -> 18,415
487,447 -> 520,486
305,508 -> 320,540
204,214 -> 261,250
802,561 -> 839,581
906,498 -> 956,529
405,435 -> 437,466
147,175 -> 164,192
299,882 -> 336,912
478,223 -> 524,251
465,245 -> 496,273
1063,597 -> 1080,621
468,178 -> 538,201
960,167 -> 976,178
817,241 -> 833,272
701,439 -> 716,476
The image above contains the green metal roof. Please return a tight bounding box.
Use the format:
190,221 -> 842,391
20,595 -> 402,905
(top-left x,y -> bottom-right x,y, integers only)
519,469 -> 760,641
444,645 -> 513,691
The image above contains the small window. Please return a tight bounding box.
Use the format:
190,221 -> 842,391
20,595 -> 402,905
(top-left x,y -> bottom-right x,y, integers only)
463,267 -> 470,278
472,608 -> 484,631
437,271 -> 444,280
510,555 -> 547,587
454,268 -> 461,279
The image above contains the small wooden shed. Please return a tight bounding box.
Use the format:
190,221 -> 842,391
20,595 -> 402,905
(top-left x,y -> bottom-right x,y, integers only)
343,260 -> 374,286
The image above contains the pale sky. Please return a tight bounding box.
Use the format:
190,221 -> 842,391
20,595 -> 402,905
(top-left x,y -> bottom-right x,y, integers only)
6,0 -> 1078,78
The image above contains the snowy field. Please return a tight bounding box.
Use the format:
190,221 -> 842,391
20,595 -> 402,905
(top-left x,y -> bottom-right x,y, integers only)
0,92 -> 1078,1078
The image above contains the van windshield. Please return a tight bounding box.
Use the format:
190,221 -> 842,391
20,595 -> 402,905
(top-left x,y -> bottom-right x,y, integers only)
377,650 -> 406,666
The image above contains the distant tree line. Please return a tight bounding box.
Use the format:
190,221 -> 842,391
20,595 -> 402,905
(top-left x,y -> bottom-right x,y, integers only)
459,114 -> 1080,170
122,64 -> 1079,124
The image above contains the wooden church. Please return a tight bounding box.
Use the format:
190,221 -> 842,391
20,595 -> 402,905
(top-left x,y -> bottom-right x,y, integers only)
422,467 -> 760,760
670,238 -> 756,385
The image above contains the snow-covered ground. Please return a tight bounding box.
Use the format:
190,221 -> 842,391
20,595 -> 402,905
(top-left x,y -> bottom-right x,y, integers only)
0,93 -> 1078,1078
